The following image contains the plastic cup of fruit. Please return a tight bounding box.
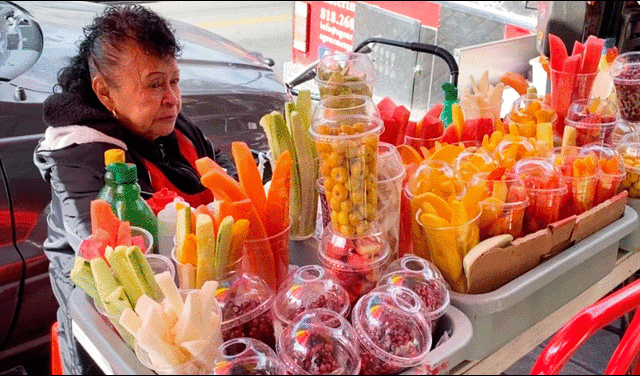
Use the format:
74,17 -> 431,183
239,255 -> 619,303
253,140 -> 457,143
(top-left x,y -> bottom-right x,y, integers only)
134,289 -> 223,375
379,254 -> 446,284
459,100 -> 503,130
404,160 -> 466,262
317,225 -> 390,304
316,177 -> 331,234
617,142 -> 640,198
469,172 -> 530,240
310,103 -> 384,238
403,134 -> 442,155
315,52 -> 376,99
273,265 -> 351,340
565,98 -> 618,147
131,226 -> 154,255
513,158 -> 569,234
215,271 -> 276,350
550,67 -> 599,135
416,204 -> 481,293
551,146 -> 600,216
277,308 -> 361,375
377,142 -> 406,260
352,285 -> 433,375
212,337 -> 285,375
507,95 -> 558,138
579,143 -> 627,205
453,148 -> 498,184
243,218 -> 291,291
611,52 -> 640,124
494,137 -> 540,169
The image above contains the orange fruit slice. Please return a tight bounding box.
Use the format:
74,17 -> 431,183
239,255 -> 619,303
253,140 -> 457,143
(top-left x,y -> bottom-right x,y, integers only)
413,192 -> 452,223
398,144 -> 423,166
429,144 -> 465,165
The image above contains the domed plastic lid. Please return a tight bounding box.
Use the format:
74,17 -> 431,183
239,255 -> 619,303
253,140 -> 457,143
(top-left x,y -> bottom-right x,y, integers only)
550,146 -> 600,179
581,143 -> 626,177
405,159 -> 465,201
277,309 -> 361,375
494,138 -> 537,166
378,142 -> 406,184
377,273 -> 450,322
512,157 -> 568,194
213,338 -> 285,375
315,52 -> 376,84
274,265 -> 351,327
468,171 -> 530,210
566,98 -> 618,125
454,148 -> 498,183
380,255 -> 445,284
215,272 -> 275,331
352,285 -> 433,368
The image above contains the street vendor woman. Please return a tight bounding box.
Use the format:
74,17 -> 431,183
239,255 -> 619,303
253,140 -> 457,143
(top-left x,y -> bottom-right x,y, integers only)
33,4 -> 236,374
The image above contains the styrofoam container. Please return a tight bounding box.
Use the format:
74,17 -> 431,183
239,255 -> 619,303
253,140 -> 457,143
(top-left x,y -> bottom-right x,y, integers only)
450,206 -> 638,360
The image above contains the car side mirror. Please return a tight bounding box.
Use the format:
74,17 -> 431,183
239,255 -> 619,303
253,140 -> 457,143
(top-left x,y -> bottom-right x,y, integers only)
0,3 -> 43,82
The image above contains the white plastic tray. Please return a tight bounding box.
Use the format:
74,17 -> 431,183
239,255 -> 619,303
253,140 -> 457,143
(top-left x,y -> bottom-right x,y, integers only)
450,205 -> 638,360
620,198 -> 640,252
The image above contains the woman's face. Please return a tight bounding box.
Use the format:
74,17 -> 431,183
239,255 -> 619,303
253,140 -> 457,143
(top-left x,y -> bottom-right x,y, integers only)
97,42 -> 182,141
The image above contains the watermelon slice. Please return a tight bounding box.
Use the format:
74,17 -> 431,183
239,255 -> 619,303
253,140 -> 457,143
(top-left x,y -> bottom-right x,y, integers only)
406,120 -> 418,139
571,41 -> 585,59
420,115 -> 444,139
90,199 -> 121,247
79,236 -> 108,260
441,125 -> 460,144
116,221 -> 132,247
393,105 -> 411,146
380,117 -> 400,145
548,34 -> 568,72
581,36 -> 605,74
461,119 -> 478,142
426,103 -> 445,119
377,96 -> 397,119
476,118 -> 494,143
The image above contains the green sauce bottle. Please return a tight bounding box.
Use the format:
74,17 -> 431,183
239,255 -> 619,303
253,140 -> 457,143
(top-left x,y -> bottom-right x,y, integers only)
97,149 -> 126,207
440,82 -> 459,128
113,163 -> 159,253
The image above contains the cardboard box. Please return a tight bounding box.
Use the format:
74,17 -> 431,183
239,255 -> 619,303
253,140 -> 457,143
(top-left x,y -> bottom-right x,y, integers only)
465,191 -> 628,294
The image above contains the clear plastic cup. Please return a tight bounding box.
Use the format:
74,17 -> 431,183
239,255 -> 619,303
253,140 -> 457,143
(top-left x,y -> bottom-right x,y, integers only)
243,218 -> 291,292
352,285 -> 433,375
377,142 -> 405,260
131,226 -> 154,254
134,289 -> 223,375
404,160 -> 466,263
376,273 -> 450,329
617,142 -> 640,198
215,271 -> 276,350
469,172 -> 530,240
551,146 -> 600,216
312,94 -> 380,122
315,52 -> 376,99
416,204 -> 481,294
277,308 -> 361,375
453,147 -> 498,184
494,137 -> 539,169
611,51 -> 640,123
580,143 -> 626,204
145,254 -> 176,281
310,100 -> 384,238
273,265 -> 350,340
379,254 -> 446,284
513,158 -> 569,234
316,177 -> 331,234
171,246 -> 197,290
506,95 -> 558,138
212,338 -> 285,375
317,225 -> 390,304
459,100 -> 503,132
403,134 -> 442,155
550,67 -> 598,135
565,98 -> 618,147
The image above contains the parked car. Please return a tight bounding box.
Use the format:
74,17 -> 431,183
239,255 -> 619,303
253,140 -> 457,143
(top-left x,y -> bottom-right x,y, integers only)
0,0 -> 289,369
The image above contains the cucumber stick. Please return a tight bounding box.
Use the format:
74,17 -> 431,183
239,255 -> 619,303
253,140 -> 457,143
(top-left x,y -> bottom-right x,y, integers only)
70,257 -> 98,301
261,111 -> 301,230
214,216 -> 235,279
289,110 -> 318,236
106,245 -> 144,306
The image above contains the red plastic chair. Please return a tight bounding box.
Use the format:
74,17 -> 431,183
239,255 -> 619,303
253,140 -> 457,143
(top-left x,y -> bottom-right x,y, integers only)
51,321 -> 63,375
531,277 -> 640,375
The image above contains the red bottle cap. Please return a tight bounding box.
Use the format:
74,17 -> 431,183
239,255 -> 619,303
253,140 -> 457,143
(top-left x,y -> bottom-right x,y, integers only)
147,188 -> 180,215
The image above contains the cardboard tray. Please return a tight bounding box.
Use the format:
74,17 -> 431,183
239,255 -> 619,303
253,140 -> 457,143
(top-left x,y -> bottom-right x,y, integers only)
449,204 -> 638,360
466,191 -> 629,294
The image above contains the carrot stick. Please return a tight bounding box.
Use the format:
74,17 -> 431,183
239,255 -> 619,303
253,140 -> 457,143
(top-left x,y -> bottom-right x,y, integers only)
201,170 -> 248,201
195,157 -> 231,202
231,142 -> 268,221
264,150 -> 291,237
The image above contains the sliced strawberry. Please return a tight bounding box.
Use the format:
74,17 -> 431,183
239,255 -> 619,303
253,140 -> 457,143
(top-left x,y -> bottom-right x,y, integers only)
326,236 -> 353,261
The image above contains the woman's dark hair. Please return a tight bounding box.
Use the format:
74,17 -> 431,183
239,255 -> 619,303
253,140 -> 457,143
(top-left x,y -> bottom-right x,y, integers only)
56,4 -> 181,101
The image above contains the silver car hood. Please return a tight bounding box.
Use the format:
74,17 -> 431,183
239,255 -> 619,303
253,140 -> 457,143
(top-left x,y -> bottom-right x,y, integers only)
10,1 -> 287,96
